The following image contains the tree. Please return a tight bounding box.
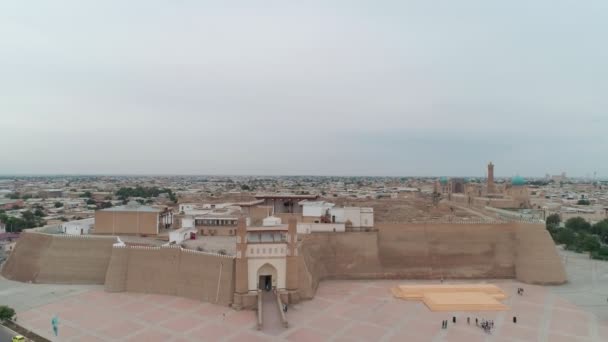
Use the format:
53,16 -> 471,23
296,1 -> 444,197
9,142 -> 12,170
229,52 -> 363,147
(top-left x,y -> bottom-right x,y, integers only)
565,217 -> 591,233
99,201 -> 113,209
546,214 -> 561,227
0,305 -> 16,321
54,201 -> 63,208
592,219 -> 608,243
86,198 -> 96,205
6,193 -> 20,199
579,234 -> 601,252
240,184 -> 251,191
556,228 -> 576,246
34,208 -> 45,217
80,191 -> 92,198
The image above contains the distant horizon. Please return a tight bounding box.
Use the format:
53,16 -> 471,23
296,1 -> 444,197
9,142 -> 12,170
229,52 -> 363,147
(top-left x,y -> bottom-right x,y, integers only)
0,172 -> 600,180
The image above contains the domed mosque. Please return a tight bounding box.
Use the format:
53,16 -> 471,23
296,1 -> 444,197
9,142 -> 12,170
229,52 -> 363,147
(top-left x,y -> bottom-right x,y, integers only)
511,175 -> 527,186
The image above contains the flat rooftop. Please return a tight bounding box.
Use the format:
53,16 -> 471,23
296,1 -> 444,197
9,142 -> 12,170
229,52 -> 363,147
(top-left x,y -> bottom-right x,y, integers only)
255,193 -> 318,200
247,224 -> 288,231
99,204 -> 161,213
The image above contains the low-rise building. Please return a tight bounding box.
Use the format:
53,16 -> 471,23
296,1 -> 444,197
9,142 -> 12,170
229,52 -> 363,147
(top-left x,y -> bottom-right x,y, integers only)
60,218 -> 95,235
94,202 -> 163,235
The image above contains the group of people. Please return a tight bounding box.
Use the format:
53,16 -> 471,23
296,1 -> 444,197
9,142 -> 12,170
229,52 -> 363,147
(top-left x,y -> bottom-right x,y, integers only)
441,316 -> 496,333
517,287 -> 525,295
478,319 -> 494,334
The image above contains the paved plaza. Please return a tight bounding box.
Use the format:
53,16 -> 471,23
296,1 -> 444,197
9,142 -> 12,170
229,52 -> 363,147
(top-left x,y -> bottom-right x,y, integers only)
3,278 -> 605,342
2,248 -> 608,341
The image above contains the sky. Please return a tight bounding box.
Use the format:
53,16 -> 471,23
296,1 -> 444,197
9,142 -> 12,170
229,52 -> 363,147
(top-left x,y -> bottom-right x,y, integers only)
1,1 -> 607,177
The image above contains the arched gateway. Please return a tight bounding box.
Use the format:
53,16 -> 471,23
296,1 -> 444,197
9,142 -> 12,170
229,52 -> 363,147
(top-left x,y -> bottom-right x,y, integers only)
233,216 -> 300,309
257,263 -> 278,290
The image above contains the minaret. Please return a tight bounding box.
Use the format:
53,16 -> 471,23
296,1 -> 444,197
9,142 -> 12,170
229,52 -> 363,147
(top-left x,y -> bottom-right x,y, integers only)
487,162 -> 495,194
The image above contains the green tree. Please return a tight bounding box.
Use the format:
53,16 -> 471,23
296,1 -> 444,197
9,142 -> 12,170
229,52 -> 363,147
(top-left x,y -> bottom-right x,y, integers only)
240,184 -> 251,191
556,228 -> 576,246
80,191 -> 92,198
580,234 -> 601,252
546,213 -> 561,227
6,192 -> 20,199
592,219 -> 608,243
0,305 -> 16,321
34,208 -> 45,217
86,198 -> 96,205
565,217 -> 591,232
54,201 -> 63,208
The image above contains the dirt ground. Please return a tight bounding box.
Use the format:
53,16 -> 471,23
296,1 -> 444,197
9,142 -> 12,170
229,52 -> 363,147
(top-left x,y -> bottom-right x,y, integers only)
181,236 -> 236,255
329,195 -> 478,223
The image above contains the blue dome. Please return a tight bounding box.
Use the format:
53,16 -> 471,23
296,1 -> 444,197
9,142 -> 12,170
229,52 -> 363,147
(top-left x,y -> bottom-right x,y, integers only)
511,176 -> 526,186
439,177 -> 448,185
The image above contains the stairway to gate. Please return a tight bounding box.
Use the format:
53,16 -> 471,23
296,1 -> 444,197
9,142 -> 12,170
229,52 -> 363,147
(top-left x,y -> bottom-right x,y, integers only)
260,290 -> 288,335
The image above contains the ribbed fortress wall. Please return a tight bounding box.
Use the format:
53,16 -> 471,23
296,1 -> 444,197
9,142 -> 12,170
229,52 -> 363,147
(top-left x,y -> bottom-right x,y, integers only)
515,223 -> 567,284
378,222 -> 517,279
298,222 -> 566,298
105,246 -> 235,305
0,232 -> 116,284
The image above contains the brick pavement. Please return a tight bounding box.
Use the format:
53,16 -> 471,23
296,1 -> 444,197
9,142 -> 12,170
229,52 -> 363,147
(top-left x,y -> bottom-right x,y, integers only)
14,278 -> 608,341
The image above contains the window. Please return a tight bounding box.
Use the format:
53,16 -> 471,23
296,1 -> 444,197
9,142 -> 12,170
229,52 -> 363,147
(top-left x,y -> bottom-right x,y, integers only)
250,248 -> 254,254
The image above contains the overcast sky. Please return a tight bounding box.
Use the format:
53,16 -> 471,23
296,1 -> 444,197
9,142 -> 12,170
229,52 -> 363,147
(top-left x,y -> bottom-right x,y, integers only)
1,1 -> 607,177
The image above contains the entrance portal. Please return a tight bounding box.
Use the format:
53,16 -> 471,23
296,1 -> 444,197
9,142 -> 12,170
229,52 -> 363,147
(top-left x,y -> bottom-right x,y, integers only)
256,263 -> 278,291
259,275 -> 272,291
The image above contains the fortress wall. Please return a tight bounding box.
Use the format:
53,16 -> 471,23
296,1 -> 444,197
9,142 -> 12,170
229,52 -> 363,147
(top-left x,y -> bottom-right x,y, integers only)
0,232 -> 52,281
36,235 -> 116,284
378,223 -> 518,279
104,246 -> 129,292
299,222 -> 565,298
104,246 -> 235,305
0,232 -> 115,284
515,223 -> 567,285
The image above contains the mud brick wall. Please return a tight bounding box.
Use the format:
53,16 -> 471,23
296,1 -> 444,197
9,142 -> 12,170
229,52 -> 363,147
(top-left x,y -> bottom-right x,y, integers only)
1,232 -> 116,284
104,246 -> 235,305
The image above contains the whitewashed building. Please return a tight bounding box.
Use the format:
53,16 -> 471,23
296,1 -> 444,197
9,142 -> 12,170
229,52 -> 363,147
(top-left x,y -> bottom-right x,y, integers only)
60,218 -> 95,235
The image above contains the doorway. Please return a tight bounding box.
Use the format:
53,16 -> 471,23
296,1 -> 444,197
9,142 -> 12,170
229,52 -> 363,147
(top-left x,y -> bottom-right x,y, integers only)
259,275 -> 272,291
257,263 -> 278,291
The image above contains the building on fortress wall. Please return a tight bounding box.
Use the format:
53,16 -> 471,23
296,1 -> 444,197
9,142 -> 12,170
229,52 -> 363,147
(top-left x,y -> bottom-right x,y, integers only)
299,200 -> 374,229
94,202 -> 163,235
60,217 -> 94,235
254,193 -> 319,214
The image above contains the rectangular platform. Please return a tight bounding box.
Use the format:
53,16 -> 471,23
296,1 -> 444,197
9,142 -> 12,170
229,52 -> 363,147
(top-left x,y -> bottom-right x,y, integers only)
391,283 -> 509,312
393,284 -> 507,300
422,292 -> 509,311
